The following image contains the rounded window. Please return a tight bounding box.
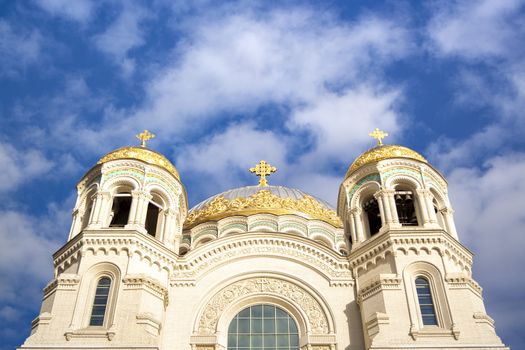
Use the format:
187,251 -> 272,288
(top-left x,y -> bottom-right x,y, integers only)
228,304 -> 299,350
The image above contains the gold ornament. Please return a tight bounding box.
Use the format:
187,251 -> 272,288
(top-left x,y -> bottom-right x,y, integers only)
136,129 -> 155,147
369,128 -> 388,145
184,189 -> 343,228
346,144 -> 427,177
249,160 -> 277,186
98,146 -> 180,181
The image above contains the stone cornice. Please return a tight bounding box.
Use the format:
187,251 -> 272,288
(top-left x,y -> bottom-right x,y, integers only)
43,274 -> 81,298
123,274 -> 169,307
446,273 -> 483,297
53,230 -> 178,274
358,274 -> 402,304
349,229 -> 473,273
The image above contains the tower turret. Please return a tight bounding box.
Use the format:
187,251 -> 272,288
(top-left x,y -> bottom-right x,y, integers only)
337,129 -> 506,349
23,131 -> 187,349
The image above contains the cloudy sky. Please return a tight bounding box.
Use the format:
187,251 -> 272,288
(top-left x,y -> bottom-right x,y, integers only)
1,0 -> 524,348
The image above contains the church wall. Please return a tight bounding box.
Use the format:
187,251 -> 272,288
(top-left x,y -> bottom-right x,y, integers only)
164,253 -> 364,350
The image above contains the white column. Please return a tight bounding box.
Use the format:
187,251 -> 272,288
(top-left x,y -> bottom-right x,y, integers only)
351,207 -> 365,242
382,189 -> 400,227
348,212 -> 358,245
416,189 -> 430,226
375,194 -> 386,227
68,208 -> 82,240
425,192 -> 439,224
376,190 -> 391,224
91,191 -> 111,228
162,208 -> 177,247
128,190 -> 141,225
135,192 -> 153,228
442,207 -> 459,239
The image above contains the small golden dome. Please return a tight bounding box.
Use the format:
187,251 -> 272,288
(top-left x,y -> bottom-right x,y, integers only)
346,144 -> 427,178
97,146 -> 181,181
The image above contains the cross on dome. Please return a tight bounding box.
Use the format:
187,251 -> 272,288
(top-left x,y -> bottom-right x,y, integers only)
136,129 -> 156,147
249,160 -> 277,186
369,128 -> 388,146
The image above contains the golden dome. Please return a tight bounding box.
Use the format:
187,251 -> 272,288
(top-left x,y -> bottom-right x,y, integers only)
346,144 -> 427,177
97,146 -> 181,181
184,185 -> 343,229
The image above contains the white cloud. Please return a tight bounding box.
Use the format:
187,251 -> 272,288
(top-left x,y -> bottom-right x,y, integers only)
0,198 -> 71,342
129,8 -> 411,136
0,20 -> 42,77
93,2 -> 151,76
425,0 -> 525,170
288,86 -> 402,165
427,0 -> 524,59
447,153 -> 525,333
34,0 -> 94,23
178,122 -> 288,197
0,142 -> 54,193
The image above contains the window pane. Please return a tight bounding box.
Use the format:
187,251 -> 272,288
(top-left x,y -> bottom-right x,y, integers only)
251,319 -> 263,333
264,319 -> 275,333
229,318 -> 237,333
276,319 -> 288,333
89,277 -> 111,326
251,305 -> 263,317
228,304 -> 299,350
264,334 -> 275,347
251,335 -> 263,347
276,335 -> 289,346
239,335 -> 249,347
238,319 -> 250,333
415,277 -> 438,326
228,334 -> 237,347
239,308 -> 250,318
263,305 -> 275,317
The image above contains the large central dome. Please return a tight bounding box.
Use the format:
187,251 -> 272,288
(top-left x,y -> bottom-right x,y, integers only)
184,185 -> 343,229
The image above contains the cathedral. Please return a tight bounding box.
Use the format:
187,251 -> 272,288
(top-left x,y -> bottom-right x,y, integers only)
19,129 -> 509,350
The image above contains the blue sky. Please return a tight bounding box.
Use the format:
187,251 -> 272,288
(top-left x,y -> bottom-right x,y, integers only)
1,0 -> 524,349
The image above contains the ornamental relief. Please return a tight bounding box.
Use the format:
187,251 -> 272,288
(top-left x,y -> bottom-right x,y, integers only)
173,239 -> 351,281
198,277 -> 329,335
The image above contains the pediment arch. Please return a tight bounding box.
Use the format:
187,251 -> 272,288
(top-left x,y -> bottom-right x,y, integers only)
172,233 -> 352,285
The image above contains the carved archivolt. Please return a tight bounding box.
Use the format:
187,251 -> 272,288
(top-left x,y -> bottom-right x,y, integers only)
197,277 -> 329,335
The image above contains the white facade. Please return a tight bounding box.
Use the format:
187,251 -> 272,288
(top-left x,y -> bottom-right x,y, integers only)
19,144 -> 509,350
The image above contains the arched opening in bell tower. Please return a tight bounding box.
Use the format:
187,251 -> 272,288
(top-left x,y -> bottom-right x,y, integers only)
362,196 -> 381,236
394,186 -> 419,226
109,192 -> 132,227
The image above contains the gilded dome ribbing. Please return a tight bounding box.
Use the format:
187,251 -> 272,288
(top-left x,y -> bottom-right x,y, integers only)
346,144 -> 427,178
97,146 -> 181,181
184,185 -> 343,229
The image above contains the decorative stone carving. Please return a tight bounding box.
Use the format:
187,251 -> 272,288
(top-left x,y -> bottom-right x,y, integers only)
197,277 -> 329,335
172,236 -> 352,284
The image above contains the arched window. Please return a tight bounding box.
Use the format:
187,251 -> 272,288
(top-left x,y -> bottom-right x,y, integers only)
81,192 -> 95,230
89,277 -> 111,326
228,304 -> 299,350
415,277 -> 438,326
145,193 -> 165,237
362,196 -> 381,236
395,187 -> 418,226
109,192 -> 132,227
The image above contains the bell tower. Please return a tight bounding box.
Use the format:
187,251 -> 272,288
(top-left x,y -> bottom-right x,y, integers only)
22,131 -> 187,349
338,130 -> 508,350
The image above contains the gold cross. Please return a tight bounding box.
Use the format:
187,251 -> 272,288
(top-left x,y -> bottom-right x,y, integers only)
136,130 -> 156,147
369,128 -> 388,146
249,160 -> 277,186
